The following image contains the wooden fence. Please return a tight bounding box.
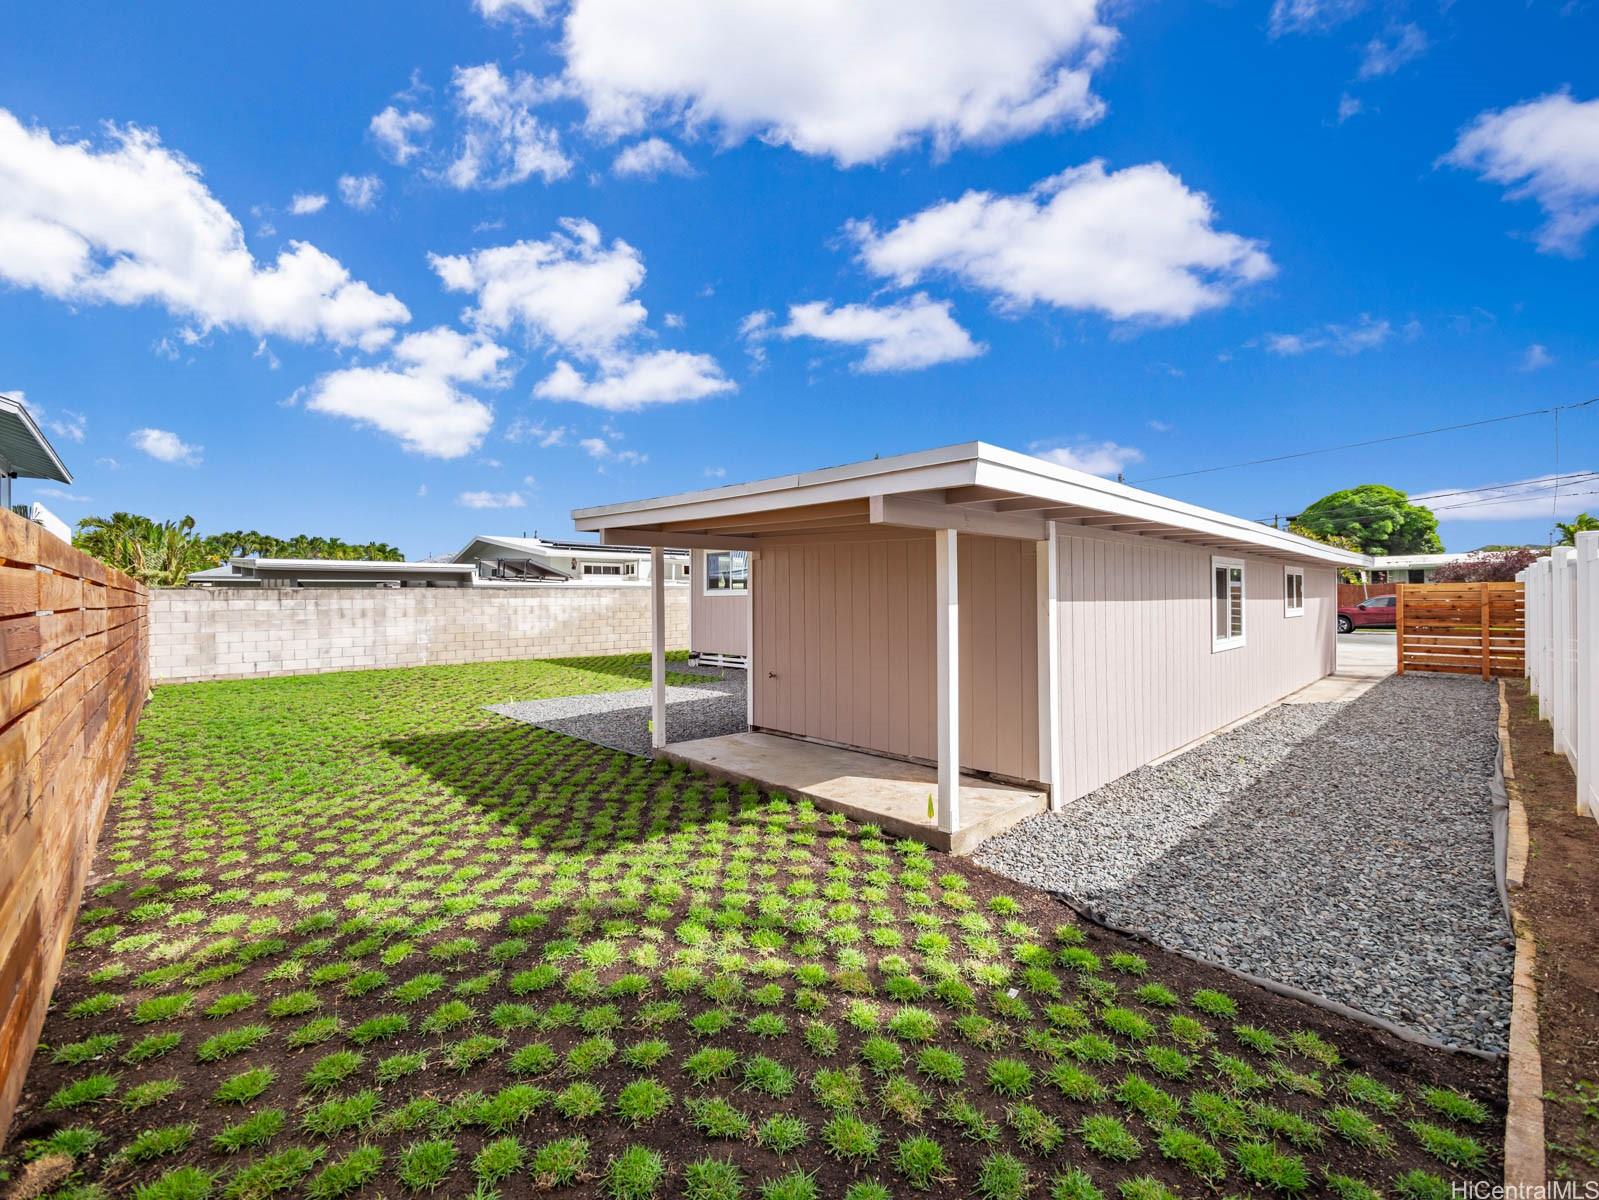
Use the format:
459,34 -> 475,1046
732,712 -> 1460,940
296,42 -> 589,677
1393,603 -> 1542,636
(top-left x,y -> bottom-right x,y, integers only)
1337,581 -> 1398,608
0,507 -> 149,1140
1395,581 -> 1525,679
1520,537 -> 1597,822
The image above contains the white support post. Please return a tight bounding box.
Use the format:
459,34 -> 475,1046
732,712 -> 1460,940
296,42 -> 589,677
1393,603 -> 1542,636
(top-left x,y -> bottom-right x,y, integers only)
1036,524 -> 1063,809
745,551 -> 757,727
1577,532 -> 1598,819
935,528 -> 960,834
650,545 -> 666,750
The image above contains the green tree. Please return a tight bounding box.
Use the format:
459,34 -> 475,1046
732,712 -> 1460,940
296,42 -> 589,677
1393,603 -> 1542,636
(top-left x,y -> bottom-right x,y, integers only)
75,512 -> 219,587
1554,512 -> 1599,545
1286,521 -> 1365,583
1293,484 -> 1443,555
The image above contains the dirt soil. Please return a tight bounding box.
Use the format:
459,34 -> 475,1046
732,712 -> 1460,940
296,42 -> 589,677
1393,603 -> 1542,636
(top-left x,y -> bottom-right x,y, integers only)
1504,679 -> 1599,1183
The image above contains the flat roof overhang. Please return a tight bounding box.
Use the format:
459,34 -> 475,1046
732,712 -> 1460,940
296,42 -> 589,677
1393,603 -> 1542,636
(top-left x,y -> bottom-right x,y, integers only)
572,442 -> 1373,569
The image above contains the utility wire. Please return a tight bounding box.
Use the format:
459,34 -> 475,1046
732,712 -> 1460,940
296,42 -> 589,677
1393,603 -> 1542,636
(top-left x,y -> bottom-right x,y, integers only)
1131,396 -> 1597,485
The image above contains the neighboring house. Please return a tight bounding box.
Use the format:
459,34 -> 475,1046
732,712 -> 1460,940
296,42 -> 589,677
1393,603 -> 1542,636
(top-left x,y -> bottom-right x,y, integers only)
187,558 -> 476,588
574,441 -> 1369,846
18,502 -> 71,543
1361,553 -> 1473,583
690,548 -> 750,666
452,534 -> 690,584
0,393 -> 73,512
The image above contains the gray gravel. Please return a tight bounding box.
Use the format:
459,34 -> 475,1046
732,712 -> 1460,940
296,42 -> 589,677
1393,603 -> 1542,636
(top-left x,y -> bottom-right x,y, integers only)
975,673 -> 1514,1053
488,666 -> 748,757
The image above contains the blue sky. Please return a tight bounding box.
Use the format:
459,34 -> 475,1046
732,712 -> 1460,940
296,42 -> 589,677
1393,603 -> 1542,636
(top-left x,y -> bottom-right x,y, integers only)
1,0 -> 1595,558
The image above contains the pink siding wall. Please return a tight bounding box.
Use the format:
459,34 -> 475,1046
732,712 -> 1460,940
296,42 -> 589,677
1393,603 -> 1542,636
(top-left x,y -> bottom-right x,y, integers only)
752,534 -> 1041,781
1053,525 -> 1336,803
689,549 -> 750,656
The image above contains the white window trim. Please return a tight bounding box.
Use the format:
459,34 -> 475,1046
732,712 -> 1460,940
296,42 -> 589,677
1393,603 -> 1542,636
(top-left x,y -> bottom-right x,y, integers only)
1212,555 -> 1247,653
1283,565 -> 1305,618
703,549 -> 750,597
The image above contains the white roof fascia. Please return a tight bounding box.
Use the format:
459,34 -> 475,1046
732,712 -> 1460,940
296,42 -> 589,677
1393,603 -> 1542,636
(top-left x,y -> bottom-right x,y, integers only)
573,441 -> 1369,569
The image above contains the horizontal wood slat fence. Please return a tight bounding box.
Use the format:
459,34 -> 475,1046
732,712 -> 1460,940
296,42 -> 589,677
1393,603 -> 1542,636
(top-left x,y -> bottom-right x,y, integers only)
1395,581 -> 1525,679
1337,582 -> 1398,607
0,507 -> 149,1140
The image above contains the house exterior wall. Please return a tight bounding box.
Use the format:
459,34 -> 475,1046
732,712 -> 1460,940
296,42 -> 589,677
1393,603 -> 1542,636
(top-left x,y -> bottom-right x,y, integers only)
750,533 -> 1040,782
1053,524 -> 1336,803
689,549 -> 750,657
150,584 -> 689,683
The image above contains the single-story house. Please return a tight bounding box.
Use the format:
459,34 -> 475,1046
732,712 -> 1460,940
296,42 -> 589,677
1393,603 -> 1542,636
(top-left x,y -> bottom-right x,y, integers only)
452,534 -> 690,584
1361,553 -> 1472,584
0,393 -> 73,512
187,557 -> 477,588
573,441 -> 1367,850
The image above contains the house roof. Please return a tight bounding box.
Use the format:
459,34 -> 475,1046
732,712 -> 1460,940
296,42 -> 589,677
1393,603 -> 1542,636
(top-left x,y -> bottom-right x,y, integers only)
0,394 -> 72,483
210,558 -> 478,578
572,441 -> 1373,568
452,534 -> 689,564
1370,552 -> 1472,569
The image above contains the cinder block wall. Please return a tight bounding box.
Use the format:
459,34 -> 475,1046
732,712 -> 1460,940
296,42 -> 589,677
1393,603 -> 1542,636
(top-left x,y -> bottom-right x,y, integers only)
150,585 -> 690,683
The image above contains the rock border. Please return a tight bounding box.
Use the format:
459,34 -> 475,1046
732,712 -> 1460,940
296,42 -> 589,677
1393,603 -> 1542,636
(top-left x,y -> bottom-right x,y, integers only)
1498,680 -> 1547,1189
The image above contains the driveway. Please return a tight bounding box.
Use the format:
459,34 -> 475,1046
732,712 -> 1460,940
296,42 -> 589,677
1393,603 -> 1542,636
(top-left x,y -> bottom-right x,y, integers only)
975,665 -> 1514,1053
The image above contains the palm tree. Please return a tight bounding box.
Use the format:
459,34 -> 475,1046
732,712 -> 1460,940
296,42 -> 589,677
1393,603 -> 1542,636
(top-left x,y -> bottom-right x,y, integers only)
1554,512 -> 1599,546
75,513 -> 217,586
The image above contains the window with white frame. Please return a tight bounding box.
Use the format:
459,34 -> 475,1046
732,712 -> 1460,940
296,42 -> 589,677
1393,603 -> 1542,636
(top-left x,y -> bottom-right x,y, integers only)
1212,556 -> 1246,651
705,550 -> 749,593
1283,566 -> 1305,617
581,562 -> 630,577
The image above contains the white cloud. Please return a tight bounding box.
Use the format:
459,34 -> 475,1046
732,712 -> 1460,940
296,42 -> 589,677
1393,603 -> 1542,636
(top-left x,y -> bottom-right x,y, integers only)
612,137 -> 694,179
370,106 -> 434,165
704,466 -> 726,478
1520,343 -> 1555,371
34,486 -> 89,504
1443,90 -> 1599,256
580,435 -> 647,465
432,218 -> 645,354
303,326 -> 509,458
506,417 -> 570,446
417,483 -> 428,497
535,349 -> 733,412
338,173 -> 383,211
779,295 -> 984,372
289,192 -> 328,215
130,426 -> 202,465
458,489 -> 526,508
1030,439 -> 1144,478
445,64 -> 571,189
1268,0 -> 1366,37
562,0 -> 1117,166
1262,314 -> 1414,356
0,110 -> 408,351
1357,23 -> 1428,80
1336,93 -> 1363,124
851,161 -> 1273,324
433,218 -> 734,409
1415,472 -> 1596,521
38,407 -> 87,442
474,0 -> 554,21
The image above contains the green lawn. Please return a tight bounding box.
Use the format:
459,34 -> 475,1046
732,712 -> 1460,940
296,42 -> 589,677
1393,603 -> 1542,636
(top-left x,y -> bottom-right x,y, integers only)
4,653 -> 1498,1200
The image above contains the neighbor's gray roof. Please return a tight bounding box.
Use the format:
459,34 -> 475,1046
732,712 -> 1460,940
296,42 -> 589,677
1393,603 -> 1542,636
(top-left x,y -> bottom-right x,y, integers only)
0,395 -> 72,483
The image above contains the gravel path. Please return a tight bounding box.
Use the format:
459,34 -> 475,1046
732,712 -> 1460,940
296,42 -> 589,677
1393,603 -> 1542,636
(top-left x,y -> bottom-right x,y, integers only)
489,666 -> 748,757
975,673 -> 1514,1053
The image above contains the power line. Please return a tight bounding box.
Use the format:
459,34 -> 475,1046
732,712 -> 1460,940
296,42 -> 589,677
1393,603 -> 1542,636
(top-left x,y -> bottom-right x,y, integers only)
1131,397 -> 1598,485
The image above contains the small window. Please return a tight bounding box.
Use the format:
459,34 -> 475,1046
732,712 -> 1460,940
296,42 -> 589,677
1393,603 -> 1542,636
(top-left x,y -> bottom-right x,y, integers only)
1212,556 -> 1246,652
582,563 -> 625,576
705,550 -> 749,593
1283,566 -> 1305,617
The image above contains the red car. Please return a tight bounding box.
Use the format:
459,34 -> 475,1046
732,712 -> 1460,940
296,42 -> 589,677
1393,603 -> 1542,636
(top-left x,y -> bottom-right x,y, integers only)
1337,594 -> 1397,634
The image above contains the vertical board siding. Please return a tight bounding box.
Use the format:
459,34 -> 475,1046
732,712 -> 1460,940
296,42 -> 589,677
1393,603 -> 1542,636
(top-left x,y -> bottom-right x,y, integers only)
1054,527 -> 1334,803
688,549 -> 751,657
0,507 -> 149,1141
753,534 -> 1040,781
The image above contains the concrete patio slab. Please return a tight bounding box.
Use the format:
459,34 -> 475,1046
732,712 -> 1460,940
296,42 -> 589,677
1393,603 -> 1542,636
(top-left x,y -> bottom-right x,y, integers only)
659,730 -> 1047,854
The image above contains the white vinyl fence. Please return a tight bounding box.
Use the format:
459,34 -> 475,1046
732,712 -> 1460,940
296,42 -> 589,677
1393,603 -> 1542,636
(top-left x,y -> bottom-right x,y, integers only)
1519,531 -> 1598,821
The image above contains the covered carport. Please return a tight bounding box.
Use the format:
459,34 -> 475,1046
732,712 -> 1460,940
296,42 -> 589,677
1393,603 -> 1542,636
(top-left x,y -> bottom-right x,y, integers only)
571,442 -> 1365,851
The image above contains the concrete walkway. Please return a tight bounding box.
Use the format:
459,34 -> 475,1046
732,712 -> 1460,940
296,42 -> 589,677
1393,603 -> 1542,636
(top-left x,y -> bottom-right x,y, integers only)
1283,631 -> 1395,704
